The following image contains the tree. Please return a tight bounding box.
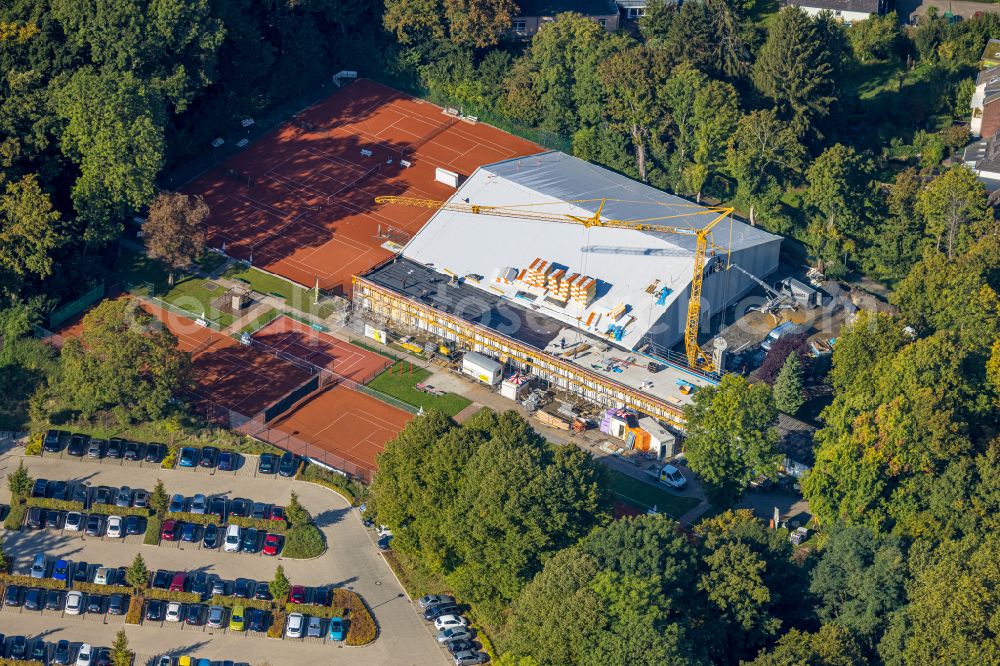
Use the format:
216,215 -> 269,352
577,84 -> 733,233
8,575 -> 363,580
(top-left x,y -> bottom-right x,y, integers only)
144,192 -> 209,285
383,0 -> 514,48
149,479 -> 169,516
772,352 -> 805,414
269,564 -> 291,602
110,629 -> 133,666
752,7 -> 841,139
916,166 -> 995,260
53,68 -> 165,244
286,491 -> 308,527
809,525 -> 907,652
58,298 -> 190,420
864,168 -> 924,280
847,12 -> 900,63
0,174 -> 64,295
746,624 -> 864,666
689,79 -> 740,201
662,63 -> 708,187
683,375 -> 781,507
6,460 -> 33,498
125,553 -> 150,589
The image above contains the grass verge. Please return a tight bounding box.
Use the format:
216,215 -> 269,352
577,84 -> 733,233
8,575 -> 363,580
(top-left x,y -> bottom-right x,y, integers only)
282,523 -> 326,559
298,464 -> 367,505
223,264 -> 338,319
603,469 -> 700,518
366,362 -> 471,417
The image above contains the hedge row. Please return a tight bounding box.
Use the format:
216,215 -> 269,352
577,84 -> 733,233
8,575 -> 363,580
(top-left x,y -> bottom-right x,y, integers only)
298,464 -> 366,505
72,582 -> 131,596
0,574 -> 66,590
160,448 -> 178,469
89,503 -> 152,518
344,591 -> 377,646
228,516 -> 287,534
209,595 -> 274,611
25,497 -> 84,512
3,503 -> 26,531
268,610 -> 287,639
144,516 -> 162,545
145,588 -> 200,604
285,602 -> 345,619
0,659 -> 44,666
282,524 -> 325,559
164,512 -> 218,526
125,596 -> 143,625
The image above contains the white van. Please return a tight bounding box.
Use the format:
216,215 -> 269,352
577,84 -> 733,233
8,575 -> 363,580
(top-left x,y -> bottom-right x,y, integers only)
224,524 -> 242,553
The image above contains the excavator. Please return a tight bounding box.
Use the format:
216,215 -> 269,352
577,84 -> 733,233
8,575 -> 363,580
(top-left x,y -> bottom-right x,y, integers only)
375,195 -> 738,373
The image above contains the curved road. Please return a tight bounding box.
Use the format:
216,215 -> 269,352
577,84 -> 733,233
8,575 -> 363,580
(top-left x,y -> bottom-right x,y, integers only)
0,440 -> 446,665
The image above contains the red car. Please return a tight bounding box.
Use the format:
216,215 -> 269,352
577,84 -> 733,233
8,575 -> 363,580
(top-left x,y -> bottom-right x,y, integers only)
289,585 -> 306,604
160,519 -> 180,542
263,533 -> 282,556
269,506 -> 285,522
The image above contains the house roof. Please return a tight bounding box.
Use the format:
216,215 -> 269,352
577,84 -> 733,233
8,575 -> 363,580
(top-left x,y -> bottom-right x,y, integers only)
977,64 -> 1000,86
983,38 -> 1000,62
400,150 -> 780,351
516,0 -> 618,17
786,0 -> 881,14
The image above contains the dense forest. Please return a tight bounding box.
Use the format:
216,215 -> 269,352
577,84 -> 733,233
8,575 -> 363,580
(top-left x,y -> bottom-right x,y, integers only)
1,0 -> 999,664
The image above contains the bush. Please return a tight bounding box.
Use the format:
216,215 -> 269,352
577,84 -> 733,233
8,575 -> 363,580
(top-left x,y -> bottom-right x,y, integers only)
282,524 -> 326,559
285,602 -> 344,619
165,512 -> 219,526
160,447 -> 177,469
144,516 -> 162,545
72,582 -> 131,596
268,610 -> 287,639
25,497 -> 85,512
125,596 -> 144,625
144,588 -> 200,604
3,502 -> 26,531
24,432 -> 43,456
299,464 -> 367,505
88,504 -> 152,518
0,574 -> 66,590
0,658 -> 45,665
228,516 -> 287,534
345,592 -> 377,646
209,595 -> 274,611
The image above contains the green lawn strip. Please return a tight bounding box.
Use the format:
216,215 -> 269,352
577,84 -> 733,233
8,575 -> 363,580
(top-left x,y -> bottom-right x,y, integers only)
222,264 -> 337,319
115,248 -> 170,294
366,362 -> 471,418
196,250 -> 228,274
238,307 -> 280,334
160,276 -> 234,328
603,469 -> 700,518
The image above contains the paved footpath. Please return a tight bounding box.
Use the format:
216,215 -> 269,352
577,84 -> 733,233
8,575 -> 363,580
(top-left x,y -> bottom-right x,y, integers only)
0,441 -> 447,666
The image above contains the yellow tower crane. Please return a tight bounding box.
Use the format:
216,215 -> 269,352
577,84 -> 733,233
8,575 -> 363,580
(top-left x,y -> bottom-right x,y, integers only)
374,195 -> 735,372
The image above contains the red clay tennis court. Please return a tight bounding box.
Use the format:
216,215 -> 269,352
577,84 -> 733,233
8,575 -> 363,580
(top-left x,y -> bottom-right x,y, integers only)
271,384 -> 412,476
183,78 -> 542,296
249,315 -> 390,383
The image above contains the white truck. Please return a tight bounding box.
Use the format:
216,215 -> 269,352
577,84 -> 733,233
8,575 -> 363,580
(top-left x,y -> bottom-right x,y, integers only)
646,464 -> 687,489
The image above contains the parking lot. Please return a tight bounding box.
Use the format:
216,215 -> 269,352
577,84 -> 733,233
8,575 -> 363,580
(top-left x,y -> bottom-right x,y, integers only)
0,439 -> 448,665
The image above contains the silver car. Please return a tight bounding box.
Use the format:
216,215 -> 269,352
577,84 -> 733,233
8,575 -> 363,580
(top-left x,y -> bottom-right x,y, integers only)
207,605 -> 226,628
306,615 -> 323,637
189,494 -> 208,515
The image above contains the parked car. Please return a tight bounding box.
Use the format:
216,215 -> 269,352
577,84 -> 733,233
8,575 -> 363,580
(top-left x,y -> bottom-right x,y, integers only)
190,572 -> 210,599
67,435 -> 87,457
229,605 -> 246,631
234,578 -> 255,599
8,635 -> 28,660
210,578 -> 227,596
85,514 -> 103,536
169,571 -> 187,592
75,643 -> 93,666
230,498 -> 251,517
43,429 -> 63,451
446,639 -> 477,654
328,616 -> 346,641
24,587 -> 43,610
87,440 -> 103,458
250,502 -> 269,519
207,605 -> 226,628
435,615 -> 469,630
223,524 -> 242,553
278,451 -> 299,477
48,480 -> 68,500
132,489 -> 149,508
30,553 -> 47,578
26,506 -> 43,529
108,594 -> 127,615
424,603 -> 461,621
262,533 -> 282,556
453,650 -> 488,665
168,494 -> 185,513
53,558 -> 70,581
165,601 -> 183,622
160,520 -> 181,542
106,515 -> 124,538
94,567 -> 112,585
30,640 -> 47,662
144,443 -> 164,463
241,527 -> 260,553
4,584 -> 22,606
44,509 -> 62,528
87,594 -> 104,613
208,496 -> 227,519
72,561 -> 89,583
145,600 -> 165,621
124,441 -> 142,461
437,627 -> 473,644
253,581 -> 272,601
289,585 -> 306,604
178,447 -> 199,467
179,522 -> 197,542
44,589 -> 63,611
257,453 -> 277,474
64,511 -> 84,532
185,603 -> 206,626
285,612 -> 305,638
269,506 -> 286,522
53,640 -> 71,665
94,486 -> 114,505
306,615 -> 323,637
189,494 -> 207,514
94,649 -> 112,666
248,608 -> 270,632
114,566 -> 127,586
106,438 -> 125,458
30,478 -> 48,498
199,446 -> 219,468
218,451 -> 237,471
71,484 -> 90,506
125,515 -> 144,535
202,523 -> 219,549
65,590 -> 84,615
114,487 -> 131,508
152,570 -> 171,589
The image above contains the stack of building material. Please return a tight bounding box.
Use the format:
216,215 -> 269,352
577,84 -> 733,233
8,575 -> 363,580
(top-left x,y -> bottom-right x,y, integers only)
626,425 -> 652,452
495,267 -> 519,285
569,273 -> 597,306
523,258 -> 553,288
599,407 -> 635,439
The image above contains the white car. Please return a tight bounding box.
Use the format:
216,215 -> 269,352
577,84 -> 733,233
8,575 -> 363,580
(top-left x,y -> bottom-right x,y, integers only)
65,590 -> 84,615
94,567 -> 112,585
75,643 -> 92,666
223,524 -> 242,553
64,511 -> 84,532
286,612 -> 305,638
434,614 -> 469,630
165,601 -> 183,622
106,515 -> 124,538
